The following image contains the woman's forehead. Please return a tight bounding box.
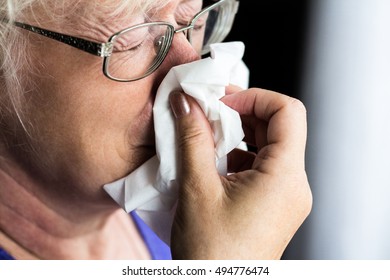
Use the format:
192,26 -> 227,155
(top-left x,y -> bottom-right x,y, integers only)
22,0 -> 169,19
28,0 -> 201,22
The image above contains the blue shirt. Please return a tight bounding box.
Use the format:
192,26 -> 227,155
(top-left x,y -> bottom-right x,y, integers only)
0,211 -> 171,260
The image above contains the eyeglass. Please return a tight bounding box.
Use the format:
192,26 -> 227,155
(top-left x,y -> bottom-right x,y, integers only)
11,0 -> 239,82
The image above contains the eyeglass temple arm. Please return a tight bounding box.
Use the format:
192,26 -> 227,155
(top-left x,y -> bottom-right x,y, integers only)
190,0 -> 239,27
12,21 -> 113,57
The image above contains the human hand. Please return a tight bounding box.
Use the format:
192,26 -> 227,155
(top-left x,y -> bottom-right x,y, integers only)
169,87 -> 312,259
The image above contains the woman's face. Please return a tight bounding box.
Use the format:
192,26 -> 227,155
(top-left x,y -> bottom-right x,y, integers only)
7,0 -> 203,204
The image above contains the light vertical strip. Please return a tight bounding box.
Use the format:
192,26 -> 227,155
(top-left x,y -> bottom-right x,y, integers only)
301,0 -> 390,259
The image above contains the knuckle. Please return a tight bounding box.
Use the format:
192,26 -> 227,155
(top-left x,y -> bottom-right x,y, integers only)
298,178 -> 313,217
177,111 -> 215,153
177,125 -> 209,150
290,173 -> 313,218
285,97 -> 307,116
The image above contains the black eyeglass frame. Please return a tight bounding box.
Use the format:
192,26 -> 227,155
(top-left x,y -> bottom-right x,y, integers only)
8,0 -> 239,82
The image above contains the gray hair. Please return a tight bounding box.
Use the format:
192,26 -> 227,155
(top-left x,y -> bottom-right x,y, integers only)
0,0 -> 170,136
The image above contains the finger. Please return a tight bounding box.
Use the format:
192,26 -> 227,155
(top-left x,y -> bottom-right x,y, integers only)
241,115 -> 268,149
225,84 -> 243,95
221,88 -> 307,170
225,86 -> 269,149
169,91 -> 222,197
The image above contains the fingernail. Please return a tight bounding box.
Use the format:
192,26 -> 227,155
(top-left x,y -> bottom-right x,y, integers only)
169,91 -> 190,118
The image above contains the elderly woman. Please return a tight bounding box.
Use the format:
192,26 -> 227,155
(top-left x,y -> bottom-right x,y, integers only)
0,0 -> 312,259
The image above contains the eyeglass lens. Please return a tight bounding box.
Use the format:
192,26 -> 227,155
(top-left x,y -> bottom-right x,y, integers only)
105,0 -> 235,81
106,24 -> 173,81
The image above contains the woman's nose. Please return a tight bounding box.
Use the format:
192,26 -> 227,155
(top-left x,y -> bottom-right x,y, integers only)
156,32 -> 201,76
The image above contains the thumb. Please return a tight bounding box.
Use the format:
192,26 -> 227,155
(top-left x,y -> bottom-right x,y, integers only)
169,91 -> 219,194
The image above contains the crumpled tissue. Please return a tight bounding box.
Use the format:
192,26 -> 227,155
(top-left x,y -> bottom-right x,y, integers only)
103,41 -> 249,245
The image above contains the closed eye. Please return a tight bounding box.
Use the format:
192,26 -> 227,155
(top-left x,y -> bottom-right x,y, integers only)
177,21 -> 205,31
113,40 -> 144,53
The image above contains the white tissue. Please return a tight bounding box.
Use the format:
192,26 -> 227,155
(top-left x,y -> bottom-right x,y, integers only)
104,42 -> 249,245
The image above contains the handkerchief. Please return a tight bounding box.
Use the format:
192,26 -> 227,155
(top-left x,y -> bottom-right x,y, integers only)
104,41 -> 249,245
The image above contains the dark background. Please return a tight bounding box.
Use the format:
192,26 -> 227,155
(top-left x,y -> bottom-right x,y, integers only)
226,0 -> 311,100
225,0 -> 312,259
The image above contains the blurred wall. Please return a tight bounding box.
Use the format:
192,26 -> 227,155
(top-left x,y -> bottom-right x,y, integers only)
296,0 -> 390,259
